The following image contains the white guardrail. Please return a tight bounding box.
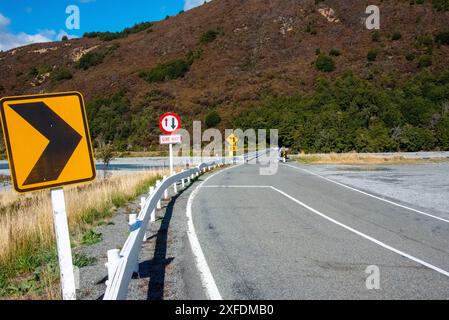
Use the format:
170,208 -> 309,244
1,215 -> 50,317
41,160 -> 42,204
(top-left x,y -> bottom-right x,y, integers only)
103,150 -> 268,300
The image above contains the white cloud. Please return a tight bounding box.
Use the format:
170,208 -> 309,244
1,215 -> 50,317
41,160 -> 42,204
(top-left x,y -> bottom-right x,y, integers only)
184,0 -> 212,11
0,32 -> 52,51
0,13 -> 11,28
0,13 -> 79,52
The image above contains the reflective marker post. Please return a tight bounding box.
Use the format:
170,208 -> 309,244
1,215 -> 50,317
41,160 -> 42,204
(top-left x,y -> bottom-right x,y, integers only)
51,188 -> 76,300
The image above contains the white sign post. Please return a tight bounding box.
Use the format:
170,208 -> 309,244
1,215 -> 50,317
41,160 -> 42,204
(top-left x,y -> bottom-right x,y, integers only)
50,188 -> 76,300
159,113 -> 182,176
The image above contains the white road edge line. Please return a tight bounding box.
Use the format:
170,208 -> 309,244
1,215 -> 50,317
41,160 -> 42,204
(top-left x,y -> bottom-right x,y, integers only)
283,163 -> 449,224
186,165 -> 243,300
270,185 -> 449,278
202,185 -> 271,188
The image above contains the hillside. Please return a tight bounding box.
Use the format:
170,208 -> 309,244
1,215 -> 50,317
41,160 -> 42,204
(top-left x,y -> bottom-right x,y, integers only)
1,0 -> 449,153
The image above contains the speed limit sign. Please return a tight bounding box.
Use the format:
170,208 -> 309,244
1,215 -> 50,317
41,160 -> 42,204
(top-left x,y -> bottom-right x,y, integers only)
159,113 -> 181,134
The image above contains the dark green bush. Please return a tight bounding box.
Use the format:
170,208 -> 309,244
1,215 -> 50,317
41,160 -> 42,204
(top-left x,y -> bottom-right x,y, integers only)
329,48 -> 341,56
0,85 -> 4,93
415,34 -> 434,48
399,125 -> 436,151
83,22 -> 153,41
200,30 -> 219,45
305,22 -> 317,35
123,22 -> 153,35
405,52 -> 416,61
29,64 -> 53,78
391,32 -> 402,41
367,50 -> 378,62
52,68 -> 73,81
372,31 -> 381,42
418,54 -> 432,68
315,54 -> 335,72
205,110 -> 222,128
139,59 -> 190,83
433,0 -> 449,11
76,52 -> 105,70
436,31 -> 449,45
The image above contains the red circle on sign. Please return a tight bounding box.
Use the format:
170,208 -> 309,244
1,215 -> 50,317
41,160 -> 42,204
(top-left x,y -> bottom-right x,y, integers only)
159,112 -> 181,135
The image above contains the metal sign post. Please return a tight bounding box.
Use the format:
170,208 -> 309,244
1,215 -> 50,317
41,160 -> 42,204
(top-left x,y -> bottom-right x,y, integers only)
51,187 -> 76,300
169,143 -> 174,176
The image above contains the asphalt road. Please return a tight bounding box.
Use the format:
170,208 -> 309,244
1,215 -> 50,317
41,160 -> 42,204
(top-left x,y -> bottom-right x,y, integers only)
190,161 -> 449,299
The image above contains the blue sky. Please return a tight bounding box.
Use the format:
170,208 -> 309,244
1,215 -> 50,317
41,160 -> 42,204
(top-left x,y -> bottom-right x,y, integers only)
0,0 -> 211,51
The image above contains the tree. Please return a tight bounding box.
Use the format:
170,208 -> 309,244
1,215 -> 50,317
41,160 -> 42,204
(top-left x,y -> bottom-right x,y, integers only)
205,110 -> 222,128
97,144 -> 115,179
315,54 -> 335,72
367,50 -> 378,62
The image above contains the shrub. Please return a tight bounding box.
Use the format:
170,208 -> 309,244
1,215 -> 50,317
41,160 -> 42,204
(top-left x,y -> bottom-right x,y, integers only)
405,52 -> 416,61
315,54 -> 335,72
367,50 -> 378,62
123,22 -> 153,35
61,35 -> 69,41
391,32 -> 402,41
433,0 -> 449,11
83,22 -> 153,41
399,125 -> 436,151
205,110 -> 222,128
372,31 -> 381,42
52,68 -> 73,81
186,49 -> 203,64
76,52 -> 105,70
200,30 -> 219,45
139,59 -> 190,83
0,85 -> 4,93
329,48 -> 341,56
418,54 -> 432,68
436,31 -> 449,45
305,22 -> 317,35
415,34 -> 434,48
29,64 -> 53,78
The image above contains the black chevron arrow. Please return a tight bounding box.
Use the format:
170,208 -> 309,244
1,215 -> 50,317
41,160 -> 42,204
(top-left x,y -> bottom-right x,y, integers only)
9,102 -> 82,185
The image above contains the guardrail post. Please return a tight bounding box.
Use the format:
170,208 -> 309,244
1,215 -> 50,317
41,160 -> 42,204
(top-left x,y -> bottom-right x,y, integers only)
149,186 -> 156,222
173,173 -> 178,194
127,214 -> 139,273
156,180 -> 162,209
181,177 -> 185,188
187,176 -> 191,184
163,176 -> 169,199
140,197 -> 146,210
105,249 -> 121,287
139,197 -> 147,241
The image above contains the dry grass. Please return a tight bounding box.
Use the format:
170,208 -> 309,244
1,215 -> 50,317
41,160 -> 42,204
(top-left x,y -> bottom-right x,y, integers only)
0,170 -> 166,298
292,153 -> 448,165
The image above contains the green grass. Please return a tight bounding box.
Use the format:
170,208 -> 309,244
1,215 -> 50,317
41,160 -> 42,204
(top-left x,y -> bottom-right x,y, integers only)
0,249 -> 59,298
73,252 -> 97,268
80,229 -> 103,246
